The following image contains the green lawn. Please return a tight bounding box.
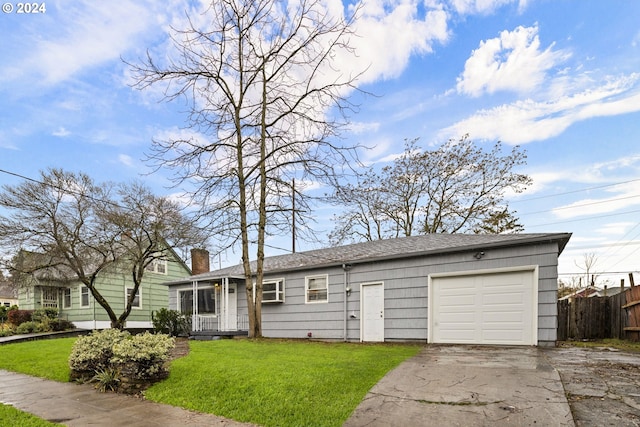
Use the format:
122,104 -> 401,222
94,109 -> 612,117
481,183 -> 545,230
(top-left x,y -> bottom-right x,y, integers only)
0,338 -> 74,382
0,404 -> 63,427
145,339 -> 420,427
0,338 -> 421,427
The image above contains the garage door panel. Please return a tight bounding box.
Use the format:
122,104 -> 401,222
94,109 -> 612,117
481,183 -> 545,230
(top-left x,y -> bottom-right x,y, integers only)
431,270 -> 536,345
440,312 -> 475,323
441,295 -> 476,306
483,311 -> 524,322
483,330 -> 524,341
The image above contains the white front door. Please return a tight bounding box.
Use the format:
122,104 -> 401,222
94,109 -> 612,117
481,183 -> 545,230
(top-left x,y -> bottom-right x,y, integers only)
361,282 -> 384,342
227,283 -> 237,330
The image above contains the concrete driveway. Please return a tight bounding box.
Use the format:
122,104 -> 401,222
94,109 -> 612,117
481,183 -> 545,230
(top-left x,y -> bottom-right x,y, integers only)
344,345 -> 574,426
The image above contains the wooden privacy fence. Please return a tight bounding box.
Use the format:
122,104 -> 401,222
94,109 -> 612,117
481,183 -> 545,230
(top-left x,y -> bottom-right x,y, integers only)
557,287 -> 640,341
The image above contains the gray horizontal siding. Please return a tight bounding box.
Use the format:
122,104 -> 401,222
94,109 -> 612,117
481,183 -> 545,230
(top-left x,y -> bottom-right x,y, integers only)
260,241 -> 562,344
166,241 -> 563,345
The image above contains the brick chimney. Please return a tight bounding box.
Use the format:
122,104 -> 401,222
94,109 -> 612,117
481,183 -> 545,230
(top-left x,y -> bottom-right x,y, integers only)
190,248 -> 210,275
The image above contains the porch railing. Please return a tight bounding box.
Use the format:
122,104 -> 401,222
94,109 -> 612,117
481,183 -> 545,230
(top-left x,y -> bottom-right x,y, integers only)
192,314 -> 249,332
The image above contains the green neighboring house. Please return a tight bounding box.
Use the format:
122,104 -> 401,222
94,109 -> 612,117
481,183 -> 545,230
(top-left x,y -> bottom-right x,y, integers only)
17,250 -> 191,329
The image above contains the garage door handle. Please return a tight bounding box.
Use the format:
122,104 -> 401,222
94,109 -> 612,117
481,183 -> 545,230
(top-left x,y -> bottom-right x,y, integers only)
380,311 -> 383,318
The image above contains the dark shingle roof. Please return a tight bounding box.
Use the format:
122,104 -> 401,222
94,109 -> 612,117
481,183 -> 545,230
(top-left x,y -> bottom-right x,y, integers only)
0,282 -> 17,299
165,232 -> 571,285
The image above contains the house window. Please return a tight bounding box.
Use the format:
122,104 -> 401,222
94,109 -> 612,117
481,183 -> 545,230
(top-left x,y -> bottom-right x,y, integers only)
80,286 -> 90,308
41,287 -> 58,309
126,287 -> 142,309
179,287 -> 216,315
306,275 -> 328,303
145,259 -> 168,275
262,279 -> 285,303
63,288 -> 72,309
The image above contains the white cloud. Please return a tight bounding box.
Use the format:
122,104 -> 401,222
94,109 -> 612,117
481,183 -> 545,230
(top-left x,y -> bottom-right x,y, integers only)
456,25 -> 567,97
52,127 -> 70,137
348,0 -> 450,84
0,0 -> 178,87
348,121 -> 381,134
448,0 -> 529,15
552,178 -> 640,220
596,222 -> 635,236
118,154 -> 134,167
443,73 -> 640,144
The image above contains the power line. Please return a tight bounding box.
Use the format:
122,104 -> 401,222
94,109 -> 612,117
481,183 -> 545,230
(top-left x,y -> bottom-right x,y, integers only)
525,208 -> 640,228
511,177 -> 640,204
558,271 -> 639,276
0,168 -> 127,210
520,194 -> 640,217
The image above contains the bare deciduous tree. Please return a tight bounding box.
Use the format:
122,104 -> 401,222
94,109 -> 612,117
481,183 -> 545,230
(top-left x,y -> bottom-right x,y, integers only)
575,252 -> 599,289
0,169 -> 203,329
128,0 -> 363,337
329,136 -> 531,245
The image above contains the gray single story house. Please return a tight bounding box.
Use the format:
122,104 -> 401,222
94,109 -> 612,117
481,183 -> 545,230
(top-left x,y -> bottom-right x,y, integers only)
164,232 -> 571,346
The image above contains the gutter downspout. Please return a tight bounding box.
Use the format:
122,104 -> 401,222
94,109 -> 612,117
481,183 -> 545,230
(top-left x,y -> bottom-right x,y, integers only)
342,264 -> 352,342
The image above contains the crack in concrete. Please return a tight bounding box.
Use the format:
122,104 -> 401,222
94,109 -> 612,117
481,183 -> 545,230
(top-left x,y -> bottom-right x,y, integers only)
370,391 -> 503,407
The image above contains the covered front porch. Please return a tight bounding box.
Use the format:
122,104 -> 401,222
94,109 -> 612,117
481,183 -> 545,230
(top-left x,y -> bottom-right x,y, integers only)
186,275 -> 249,337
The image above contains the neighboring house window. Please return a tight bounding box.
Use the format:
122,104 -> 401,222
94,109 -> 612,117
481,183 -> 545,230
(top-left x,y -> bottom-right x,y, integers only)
145,259 -> 168,275
126,287 -> 142,309
179,287 -> 216,315
306,275 -> 328,303
63,288 -> 72,309
80,286 -> 90,308
263,279 -> 285,303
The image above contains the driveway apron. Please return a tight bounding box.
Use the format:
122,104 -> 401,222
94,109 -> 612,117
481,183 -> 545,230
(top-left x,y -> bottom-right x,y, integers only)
344,345 -> 574,426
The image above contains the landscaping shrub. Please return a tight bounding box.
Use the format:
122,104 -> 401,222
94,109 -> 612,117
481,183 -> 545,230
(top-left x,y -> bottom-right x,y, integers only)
3,308 -> 74,336
31,308 -> 59,323
69,329 -> 174,393
15,321 -> 44,334
50,318 -> 75,332
69,329 -> 130,377
8,309 -> 33,327
0,326 -> 15,337
112,332 -> 174,380
0,305 -> 7,323
152,308 -> 188,336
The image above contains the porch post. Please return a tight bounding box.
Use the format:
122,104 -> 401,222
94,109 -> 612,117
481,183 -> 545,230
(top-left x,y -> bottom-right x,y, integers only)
224,277 -> 229,332
192,280 -> 199,332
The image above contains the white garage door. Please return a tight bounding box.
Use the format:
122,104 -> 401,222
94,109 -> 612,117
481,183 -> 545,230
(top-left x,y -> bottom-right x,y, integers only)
430,270 -> 537,346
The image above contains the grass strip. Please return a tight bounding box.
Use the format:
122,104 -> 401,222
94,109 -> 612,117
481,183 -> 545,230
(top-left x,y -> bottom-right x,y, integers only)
145,339 -> 420,427
0,404 -> 64,427
0,338 -> 74,382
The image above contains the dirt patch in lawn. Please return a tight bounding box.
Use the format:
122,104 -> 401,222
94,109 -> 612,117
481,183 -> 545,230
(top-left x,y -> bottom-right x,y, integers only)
544,345 -> 640,426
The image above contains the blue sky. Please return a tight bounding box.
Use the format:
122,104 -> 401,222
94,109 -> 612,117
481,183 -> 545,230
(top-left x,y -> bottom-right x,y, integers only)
1,0 -> 640,287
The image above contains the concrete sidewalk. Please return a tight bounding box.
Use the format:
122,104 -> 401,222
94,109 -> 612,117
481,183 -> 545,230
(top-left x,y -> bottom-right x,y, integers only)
1,344 -> 575,426
344,345 -> 574,426
0,370 -> 255,427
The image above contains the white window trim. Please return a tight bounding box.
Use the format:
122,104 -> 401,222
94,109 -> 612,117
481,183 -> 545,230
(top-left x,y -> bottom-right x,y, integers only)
262,278 -> 285,303
145,259 -> 168,275
126,287 -> 142,309
62,288 -> 72,309
178,286 -> 217,315
80,286 -> 90,308
305,274 -> 329,304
